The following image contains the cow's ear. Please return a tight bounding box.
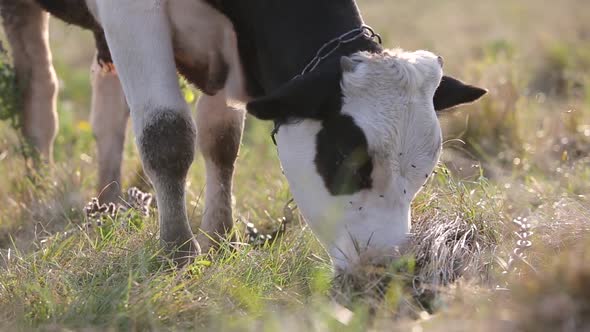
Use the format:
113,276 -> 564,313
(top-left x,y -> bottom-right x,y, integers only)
247,60 -> 342,121
434,75 -> 487,111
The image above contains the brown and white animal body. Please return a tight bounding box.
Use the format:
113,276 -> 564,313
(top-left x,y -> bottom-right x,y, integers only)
0,0 -> 59,162
0,0 -> 127,203
2,0 -> 486,270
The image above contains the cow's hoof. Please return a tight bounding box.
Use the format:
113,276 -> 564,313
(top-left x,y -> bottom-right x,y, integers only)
195,232 -> 238,255
195,233 -> 216,255
163,238 -> 201,267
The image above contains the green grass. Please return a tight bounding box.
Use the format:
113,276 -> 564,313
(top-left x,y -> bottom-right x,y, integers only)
1,0 -> 590,330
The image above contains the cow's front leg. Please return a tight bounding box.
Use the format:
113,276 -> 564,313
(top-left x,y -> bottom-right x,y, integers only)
1,1 -> 58,162
89,57 -> 129,203
90,0 -> 198,264
195,92 -> 245,251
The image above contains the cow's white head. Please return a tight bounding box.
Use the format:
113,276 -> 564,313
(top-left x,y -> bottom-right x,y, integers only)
248,49 -> 486,273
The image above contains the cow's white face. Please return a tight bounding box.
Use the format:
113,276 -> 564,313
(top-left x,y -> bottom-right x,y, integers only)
247,49 -> 486,273
274,50 -> 443,272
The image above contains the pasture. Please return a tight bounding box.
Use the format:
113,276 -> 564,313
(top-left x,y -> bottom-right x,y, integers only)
1,0 -> 589,330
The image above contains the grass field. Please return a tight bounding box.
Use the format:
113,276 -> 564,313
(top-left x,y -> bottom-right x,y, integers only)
1,0 -> 590,330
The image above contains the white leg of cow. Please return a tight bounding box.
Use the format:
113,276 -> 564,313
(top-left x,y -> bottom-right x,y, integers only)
1,1 -> 58,162
89,0 -> 198,264
89,58 -> 129,203
195,92 -> 245,251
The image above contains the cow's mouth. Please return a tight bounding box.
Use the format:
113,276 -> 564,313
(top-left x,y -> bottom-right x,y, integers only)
330,249 -> 414,308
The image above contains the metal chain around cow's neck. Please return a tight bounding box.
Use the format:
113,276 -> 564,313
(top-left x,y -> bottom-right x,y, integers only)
270,25 -> 383,145
292,25 -> 382,81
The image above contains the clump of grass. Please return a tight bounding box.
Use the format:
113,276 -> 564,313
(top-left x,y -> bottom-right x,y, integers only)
0,162 -> 89,249
329,169 -> 504,317
0,209 -> 328,330
331,251 -> 424,319
412,169 -> 503,284
410,208 -> 498,290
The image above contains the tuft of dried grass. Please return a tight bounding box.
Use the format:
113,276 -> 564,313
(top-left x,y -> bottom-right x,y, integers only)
329,212 -> 500,317
409,211 -> 498,290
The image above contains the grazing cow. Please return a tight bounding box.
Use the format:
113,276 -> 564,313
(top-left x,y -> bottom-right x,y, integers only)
0,0 -> 128,203
9,0 -> 487,270
219,1 -> 485,271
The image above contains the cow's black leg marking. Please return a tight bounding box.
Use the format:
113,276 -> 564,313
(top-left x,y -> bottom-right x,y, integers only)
140,110 -> 198,264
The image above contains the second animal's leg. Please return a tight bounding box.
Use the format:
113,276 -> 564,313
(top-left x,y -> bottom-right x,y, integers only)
89,58 -> 129,203
0,0 -> 58,162
195,92 -> 245,251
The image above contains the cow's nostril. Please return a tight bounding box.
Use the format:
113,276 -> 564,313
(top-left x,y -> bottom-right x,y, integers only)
437,56 -> 444,67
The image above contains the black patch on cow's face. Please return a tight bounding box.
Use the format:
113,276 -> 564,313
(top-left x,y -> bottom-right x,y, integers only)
246,58 -> 372,196
315,114 -> 373,196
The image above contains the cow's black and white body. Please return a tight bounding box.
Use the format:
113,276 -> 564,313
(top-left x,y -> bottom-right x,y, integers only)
4,0 -> 486,270
214,0 -> 474,269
